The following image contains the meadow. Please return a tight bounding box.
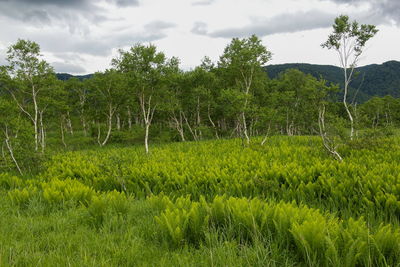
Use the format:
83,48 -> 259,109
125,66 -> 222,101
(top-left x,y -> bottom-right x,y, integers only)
1,136 -> 400,266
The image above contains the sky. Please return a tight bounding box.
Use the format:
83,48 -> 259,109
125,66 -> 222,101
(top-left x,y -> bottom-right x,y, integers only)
0,0 -> 399,74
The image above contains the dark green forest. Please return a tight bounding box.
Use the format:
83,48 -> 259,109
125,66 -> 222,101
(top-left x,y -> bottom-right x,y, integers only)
58,60 -> 400,102
266,60 -> 400,101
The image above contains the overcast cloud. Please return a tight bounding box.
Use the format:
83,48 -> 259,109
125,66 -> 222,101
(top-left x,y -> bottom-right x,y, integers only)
194,10 -> 336,38
0,0 -> 399,74
192,0 -> 215,6
324,0 -> 400,24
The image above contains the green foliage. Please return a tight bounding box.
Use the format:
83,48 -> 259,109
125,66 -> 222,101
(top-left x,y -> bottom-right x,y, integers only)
155,195 -> 209,247
86,191 -> 130,228
322,15 -> 378,57
38,136 -> 400,222
42,178 -> 96,206
8,186 -> 38,208
2,137 -> 400,265
0,173 -> 23,190
154,195 -> 400,266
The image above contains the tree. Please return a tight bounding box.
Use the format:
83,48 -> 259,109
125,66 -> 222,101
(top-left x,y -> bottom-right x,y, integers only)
65,77 -> 88,136
87,70 -> 128,146
360,96 -> 399,129
112,44 -> 179,153
218,35 -> 272,143
0,98 -> 28,174
5,39 -> 56,152
0,66 -> 35,174
322,15 -> 378,139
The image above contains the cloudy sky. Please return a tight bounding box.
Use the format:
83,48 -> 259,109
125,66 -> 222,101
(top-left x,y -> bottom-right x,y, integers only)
0,0 -> 399,74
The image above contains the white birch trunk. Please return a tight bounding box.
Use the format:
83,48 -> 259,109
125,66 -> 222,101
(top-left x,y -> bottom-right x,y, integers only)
3,126 -> 23,175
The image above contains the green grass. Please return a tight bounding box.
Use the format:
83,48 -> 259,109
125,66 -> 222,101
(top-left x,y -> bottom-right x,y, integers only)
1,135 -> 400,266
0,191 -> 298,266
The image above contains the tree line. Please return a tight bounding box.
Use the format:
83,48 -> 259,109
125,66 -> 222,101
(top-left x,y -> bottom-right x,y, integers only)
0,15 -> 398,174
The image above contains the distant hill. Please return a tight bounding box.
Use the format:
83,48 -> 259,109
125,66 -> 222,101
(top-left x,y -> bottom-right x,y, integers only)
265,61 -> 400,102
56,61 -> 400,102
56,73 -> 93,81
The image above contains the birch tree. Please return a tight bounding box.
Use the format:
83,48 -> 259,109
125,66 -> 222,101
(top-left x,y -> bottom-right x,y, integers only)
65,77 -> 89,135
112,44 -> 178,153
88,70 -> 128,146
218,35 -> 272,143
322,15 -> 378,139
5,39 -> 55,152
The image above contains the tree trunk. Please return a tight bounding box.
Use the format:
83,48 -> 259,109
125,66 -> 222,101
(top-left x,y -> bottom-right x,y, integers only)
239,68 -> 253,144
182,111 -> 198,141
343,78 -> 354,138
100,104 -> 115,146
241,111 -> 250,144
171,112 -> 185,142
116,114 -> 121,130
67,111 -> 73,135
60,117 -> 67,148
127,106 -> 132,129
196,97 -> 201,125
32,89 -> 39,152
139,92 -> 156,154
81,115 -> 87,136
144,123 -> 150,154
97,122 -> 102,146
39,110 -> 45,153
207,105 -> 219,139
3,126 -> 23,175
318,104 -> 343,161
79,93 -> 87,135
261,121 -> 272,146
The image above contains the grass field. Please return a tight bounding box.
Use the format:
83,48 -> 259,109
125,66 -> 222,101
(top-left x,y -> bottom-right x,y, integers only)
1,136 -> 400,266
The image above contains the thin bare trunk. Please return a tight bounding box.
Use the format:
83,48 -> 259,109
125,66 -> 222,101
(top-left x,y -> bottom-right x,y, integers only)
171,112 -> 185,142
318,104 -> 343,161
182,111 -> 198,141
230,118 -> 241,139
139,92 -> 156,154
3,126 -> 23,175
81,116 -> 87,136
1,143 -> 6,163
97,122 -> 101,146
196,97 -> 201,125
31,84 -> 39,152
116,114 -> 121,130
127,106 -> 132,129
338,35 -> 359,140
144,124 -> 150,154
343,82 -> 354,139
207,105 -> 219,139
39,110 -> 45,153
100,104 -> 115,146
66,111 -> 73,135
239,67 -> 253,144
261,122 -> 272,146
241,112 -> 250,144
60,117 -> 67,148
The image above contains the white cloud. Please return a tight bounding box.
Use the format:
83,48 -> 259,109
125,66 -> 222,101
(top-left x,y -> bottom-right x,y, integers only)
192,0 -> 215,6
195,10 -> 336,38
51,61 -> 87,74
0,0 -> 398,74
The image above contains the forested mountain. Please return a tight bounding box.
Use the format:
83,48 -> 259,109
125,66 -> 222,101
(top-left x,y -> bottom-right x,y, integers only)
58,61 -> 400,102
56,73 -> 93,81
265,60 -> 400,102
